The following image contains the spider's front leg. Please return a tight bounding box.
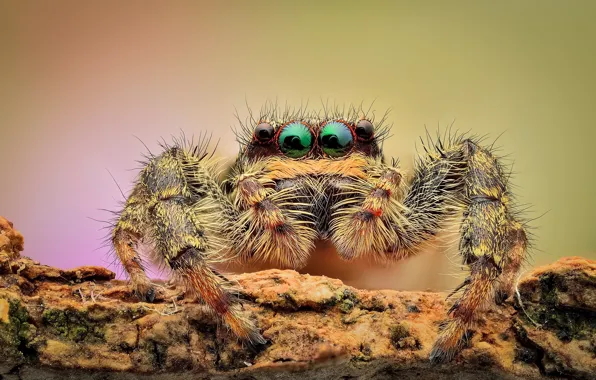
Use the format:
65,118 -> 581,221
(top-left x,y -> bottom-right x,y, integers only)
111,145 -> 266,343
405,138 -> 528,362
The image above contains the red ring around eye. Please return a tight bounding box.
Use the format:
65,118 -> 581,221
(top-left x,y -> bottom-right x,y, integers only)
275,121 -> 314,158
319,120 -> 355,157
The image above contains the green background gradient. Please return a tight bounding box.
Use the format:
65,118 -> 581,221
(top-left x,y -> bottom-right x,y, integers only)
0,1 -> 594,290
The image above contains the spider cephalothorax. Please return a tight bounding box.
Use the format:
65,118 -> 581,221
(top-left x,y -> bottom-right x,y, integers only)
110,104 -> 528,363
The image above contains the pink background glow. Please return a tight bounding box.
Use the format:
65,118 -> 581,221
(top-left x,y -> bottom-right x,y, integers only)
1,1 -> 595,291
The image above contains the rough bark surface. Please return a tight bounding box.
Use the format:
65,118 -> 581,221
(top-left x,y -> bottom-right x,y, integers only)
0,216 -> 594,379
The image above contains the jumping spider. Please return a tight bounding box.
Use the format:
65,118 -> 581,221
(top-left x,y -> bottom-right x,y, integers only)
111,105 -> 527,363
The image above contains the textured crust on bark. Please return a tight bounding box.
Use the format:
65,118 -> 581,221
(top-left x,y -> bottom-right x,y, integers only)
0,218 -> 594,379
0,256 -> 594,379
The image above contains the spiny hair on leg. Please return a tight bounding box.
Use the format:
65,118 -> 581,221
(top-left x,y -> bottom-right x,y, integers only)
168,248 -> 265,345
396,125 -> 534,259
420,127 -> 535,363
101,132 -> 232,288
431,256 -> 500,363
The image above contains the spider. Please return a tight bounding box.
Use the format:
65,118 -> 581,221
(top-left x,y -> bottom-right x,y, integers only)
110,105 -> 528,363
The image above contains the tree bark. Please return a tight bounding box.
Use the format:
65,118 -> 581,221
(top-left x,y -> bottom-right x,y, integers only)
1,217 -> 594,379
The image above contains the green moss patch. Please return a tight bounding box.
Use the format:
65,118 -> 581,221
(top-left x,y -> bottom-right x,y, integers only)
389,322 -> 421,350
42,307 -> 106,343
0,298 -> 38,365
519,273 -> 596,342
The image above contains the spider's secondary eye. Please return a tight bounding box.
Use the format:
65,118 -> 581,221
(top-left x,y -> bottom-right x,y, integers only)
278,122 -> 313,158
319,121 -> 354,157
355,120 -> 374,141
255,122 -> 274,142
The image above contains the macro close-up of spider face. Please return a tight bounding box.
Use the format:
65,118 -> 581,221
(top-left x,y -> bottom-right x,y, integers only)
110,106 -> 528,363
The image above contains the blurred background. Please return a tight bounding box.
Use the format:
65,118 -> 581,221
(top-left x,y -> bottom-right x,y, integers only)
1,1 -> 594,292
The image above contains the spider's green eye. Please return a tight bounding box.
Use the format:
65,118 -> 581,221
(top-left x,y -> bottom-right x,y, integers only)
278,122 -> 313,158
319,121 -> 354,157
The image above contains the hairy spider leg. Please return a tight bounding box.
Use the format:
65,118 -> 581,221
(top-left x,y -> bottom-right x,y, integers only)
428,140 -> 528,362
394,138 -> 527,362
112,185 -> 154,301
112,146 -> 265,344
